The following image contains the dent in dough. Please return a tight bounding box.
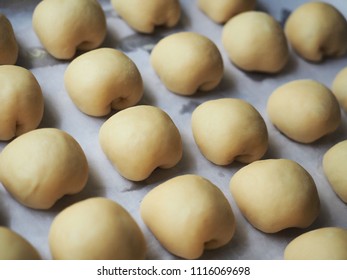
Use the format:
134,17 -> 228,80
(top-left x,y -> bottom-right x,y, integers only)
0,14 -> 18,65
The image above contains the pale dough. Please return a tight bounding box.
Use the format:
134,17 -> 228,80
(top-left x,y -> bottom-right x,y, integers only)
0,128 -> 89,209
49,197 -> 146,260
99,105 -> 183,181
332,67 -> 347,112
140,174 -> 236,259
222,11 -> 289,73
230,159 -> 320,233
150,32 -> 224,95
32,0 -> 106,59
285,2 -> 347,62
267,79 -> 341,143
64,48 -> 143,117
191,98 -> 268,165
0,65 -> 44,141
0,14 -> 18,65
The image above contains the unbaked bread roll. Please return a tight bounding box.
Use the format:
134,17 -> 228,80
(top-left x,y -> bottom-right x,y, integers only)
198,0 -> 256,24
151,32 -> 223,95
191,98 -> 268,165
285,2 -> 347,62
230,159 -> 320,233
222,11 -> 288,73
0,227 -> 40,260
140,174 -> 236,259
267,79 -> 341,143
49,197 -> 146,260
323,140 -> 347,203
111,0 -> 181,33
99,105 -> 182,181
32,0 -> 106,60
0,65 -> 44,141
0,14 -> 18,65
284,227 -> 347,260
64,48 -> 143,117
0,128 -> 89,209
332,67 -> 347,112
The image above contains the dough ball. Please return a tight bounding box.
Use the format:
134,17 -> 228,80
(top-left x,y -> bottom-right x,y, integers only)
0,128 -> 89,209
191,98 -> 268,165
198,0 -> 256,24
222,11 -> 289,73
323,140 -> 347,203
64,48 -> 143,117
332,67 -> 347,112
32,0 -> 106,60
140,174 -> 236,259
0,65 -> 44,141
284,2 -> 347,62
230,159 -> 320,233
284,227 -> 347,260
267,79 -> 341,143
111,0 -> 181,33
0,14 -> 18,65
99,105 -> 182,181
151,32 -> 224,95
49,197 -> 146,260
0,226 -> 40,260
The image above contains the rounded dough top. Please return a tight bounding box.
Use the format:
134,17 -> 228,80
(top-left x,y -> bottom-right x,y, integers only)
0,14 -> 18,65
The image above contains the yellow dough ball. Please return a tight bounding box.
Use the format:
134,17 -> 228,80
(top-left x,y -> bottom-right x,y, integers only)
64,48 -> 143,117
49,197 -> 146,260
285,2 -> 347,62
151,32 -> 224,96
0,14 -> 18,65
222,11 -> 289,73
332,67 -> 347,112
140,174 -> 236,259
0,128 -> 89,209
0,65 -> 44,141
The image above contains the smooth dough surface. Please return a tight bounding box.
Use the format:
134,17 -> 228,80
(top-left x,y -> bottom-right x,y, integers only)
0,227 -> 40,260
198,0 -> 256,23
230,159 -> 320,233
151,32 -> 224,95
0,128 -> 89,209
0,14 -> 18,65
32,0 -> 106,59
285,2 -> 347,62
99,105 -> 182,181
111,0 -> 181,33
191,98 -> 268,165
0,65 -> 44,141
49,197 -> 146,260
332,67 -> 347,112
222,11 -> 289,73
64,48 -> 143,117
140,174 -> 236,259
267,79 -> 341,143
323,140 -> 347,203
284,227 -> 347,260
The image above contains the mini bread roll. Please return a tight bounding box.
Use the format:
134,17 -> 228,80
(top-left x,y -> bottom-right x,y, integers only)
284,227 -> 347,260
332,67 -> 347,112
0,128 -> 89,209
140,174 -> 236,259
267,79 -> 341,143
0,65 -> 44,141
99,105 -> 182,181
230,159 -> 320,233
49,197 -> 146,260
32,0 -> 106,60
111,0 -> 181,33
0,14 -> 18,65
191,98 -> 268,165
222,11 -> 289,73
0,227 -> 40,260
198,0 -> 256,24
151,32 -> 223,96
285,2 -> 347,62
323,140 -> 347,203
64,48 -> 143,117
